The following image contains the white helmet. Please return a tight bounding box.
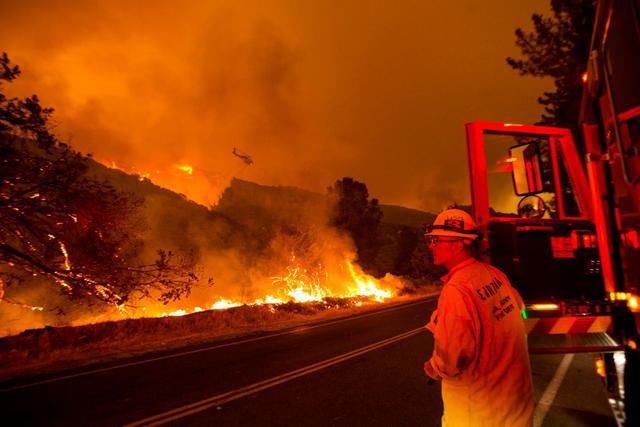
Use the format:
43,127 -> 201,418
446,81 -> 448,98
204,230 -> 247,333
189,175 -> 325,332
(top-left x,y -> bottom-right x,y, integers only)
426,209 -> 478,240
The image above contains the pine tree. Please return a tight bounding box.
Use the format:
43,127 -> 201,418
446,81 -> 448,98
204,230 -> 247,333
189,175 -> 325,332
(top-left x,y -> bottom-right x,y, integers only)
506,0 -> 596,137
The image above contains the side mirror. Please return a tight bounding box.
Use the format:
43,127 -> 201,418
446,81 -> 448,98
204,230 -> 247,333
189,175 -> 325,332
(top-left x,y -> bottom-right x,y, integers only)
517,195 -> 547,219
510,143 -> 543,195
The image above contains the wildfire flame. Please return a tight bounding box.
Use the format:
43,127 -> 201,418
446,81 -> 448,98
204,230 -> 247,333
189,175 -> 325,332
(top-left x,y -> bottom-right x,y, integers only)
346,261 -> 392,302
2,300 -> 45,311
58,241 -> 71,271
97,158 -> 159,183
46,157 -> 401,321
177,165 -> 193,175
210,299 -> 242,310
153,257 -> 399,318
270,257 -> 329,303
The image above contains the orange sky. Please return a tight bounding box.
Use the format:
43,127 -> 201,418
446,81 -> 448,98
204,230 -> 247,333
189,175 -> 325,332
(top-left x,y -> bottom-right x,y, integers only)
0,0 -> 552,211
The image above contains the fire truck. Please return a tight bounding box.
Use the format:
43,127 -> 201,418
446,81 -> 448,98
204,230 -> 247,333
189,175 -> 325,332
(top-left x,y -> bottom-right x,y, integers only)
463,0 -> 639,424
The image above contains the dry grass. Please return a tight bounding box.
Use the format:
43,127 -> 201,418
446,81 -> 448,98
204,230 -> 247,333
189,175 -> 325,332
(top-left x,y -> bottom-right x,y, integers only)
0,290 -> 438,382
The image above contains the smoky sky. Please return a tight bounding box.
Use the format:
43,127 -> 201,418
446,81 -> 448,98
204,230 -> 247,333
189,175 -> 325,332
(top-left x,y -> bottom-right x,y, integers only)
0,0 -> 552,211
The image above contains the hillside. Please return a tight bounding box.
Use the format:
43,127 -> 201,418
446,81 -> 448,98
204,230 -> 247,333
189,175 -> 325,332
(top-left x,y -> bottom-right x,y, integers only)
379,204 -> 435,228
84,164 -> 436,238
2,152 -> 438,336
212,179 -> 436,280
85,161 -> 252,257
216,178 -> 435,229
84,171 -> 438,281
88,172 -> 438,277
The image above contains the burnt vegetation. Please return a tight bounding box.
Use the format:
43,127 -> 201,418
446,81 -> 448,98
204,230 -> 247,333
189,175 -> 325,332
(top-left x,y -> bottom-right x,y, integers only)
0,53 -> 206,308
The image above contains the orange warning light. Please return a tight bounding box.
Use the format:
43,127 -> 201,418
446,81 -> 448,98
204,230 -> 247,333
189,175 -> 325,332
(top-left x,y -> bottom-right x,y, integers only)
529,303 -> 560,311
595,358 -> 605,377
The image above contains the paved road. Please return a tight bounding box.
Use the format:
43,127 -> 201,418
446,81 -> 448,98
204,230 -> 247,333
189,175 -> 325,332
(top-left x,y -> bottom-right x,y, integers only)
0,298 -> 616,426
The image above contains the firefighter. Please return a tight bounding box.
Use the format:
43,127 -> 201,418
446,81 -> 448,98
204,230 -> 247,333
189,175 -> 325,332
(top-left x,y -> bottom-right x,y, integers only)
423,208 -> 534,427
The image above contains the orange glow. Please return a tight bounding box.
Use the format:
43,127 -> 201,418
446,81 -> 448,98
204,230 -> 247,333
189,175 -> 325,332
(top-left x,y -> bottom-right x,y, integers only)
628,339 -> 638,351
346,261 -> 393,302
608,292 -> 640,311
177,165 -> 193,175
504,157 -> 517,163
139,257 -> 399,319
58,241 -> 71,271
529,303 -> 559,311
161,309 -> 189,317
1,296 -> 45,312
581,72 -> 588,83
94,158 -> 227,206
595,358 -> 605,378
210,299 -> 242,310
270,256 -> 329,302
57,280 -> 72,290
609,291 -> 630,301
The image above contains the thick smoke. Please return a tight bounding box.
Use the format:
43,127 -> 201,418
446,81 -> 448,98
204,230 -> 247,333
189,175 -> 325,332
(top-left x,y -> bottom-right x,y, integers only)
0,176 -> 404,337
0,0 -> 553,212
0,0 -> 554,334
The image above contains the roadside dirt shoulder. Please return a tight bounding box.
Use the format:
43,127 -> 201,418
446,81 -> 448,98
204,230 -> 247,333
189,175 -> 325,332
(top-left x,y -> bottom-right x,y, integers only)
0,291 -> 439,382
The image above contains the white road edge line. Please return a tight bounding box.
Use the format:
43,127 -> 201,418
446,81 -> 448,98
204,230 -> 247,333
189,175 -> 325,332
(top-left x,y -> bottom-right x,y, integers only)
1,297 -> 437,392
125,327 -> 426,427
533,353 -> 574,427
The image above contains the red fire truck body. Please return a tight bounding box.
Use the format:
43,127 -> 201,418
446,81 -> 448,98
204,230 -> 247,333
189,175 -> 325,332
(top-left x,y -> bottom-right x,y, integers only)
463,0 -> 639,424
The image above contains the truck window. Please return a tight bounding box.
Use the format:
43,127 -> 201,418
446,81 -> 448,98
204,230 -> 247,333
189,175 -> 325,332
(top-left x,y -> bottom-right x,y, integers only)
483,132 -> 558,218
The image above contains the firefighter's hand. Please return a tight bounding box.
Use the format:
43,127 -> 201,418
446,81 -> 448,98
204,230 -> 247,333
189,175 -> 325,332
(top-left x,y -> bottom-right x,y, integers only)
423,360 -> 441,382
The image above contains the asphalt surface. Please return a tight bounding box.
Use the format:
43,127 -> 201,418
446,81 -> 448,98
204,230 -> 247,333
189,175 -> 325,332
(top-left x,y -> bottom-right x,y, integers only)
0,297 -> 617,426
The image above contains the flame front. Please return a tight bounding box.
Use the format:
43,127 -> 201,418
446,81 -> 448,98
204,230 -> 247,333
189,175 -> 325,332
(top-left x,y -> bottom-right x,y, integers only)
177,165 -> 193,175
210,299 -> 242,310
270,256 -> 330,303
146,256 -> 399,318
346,261 -> 393,302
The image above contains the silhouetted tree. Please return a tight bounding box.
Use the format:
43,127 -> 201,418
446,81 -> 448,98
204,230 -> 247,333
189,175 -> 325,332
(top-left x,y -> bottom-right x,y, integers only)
327,177 -> 383,267
391,226 -> 419,276
0,52 -> 203,307
506,0 -> 596,137
409,231 -> 445,282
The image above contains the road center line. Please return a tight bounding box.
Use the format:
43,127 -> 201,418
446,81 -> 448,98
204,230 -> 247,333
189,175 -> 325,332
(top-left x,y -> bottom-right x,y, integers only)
125,327 -> 426,427
1,297 -> 437,392
533,353 -> 574,427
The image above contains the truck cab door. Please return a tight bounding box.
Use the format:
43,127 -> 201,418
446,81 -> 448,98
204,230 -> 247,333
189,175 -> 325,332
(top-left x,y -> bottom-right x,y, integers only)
465,122 -> 603,303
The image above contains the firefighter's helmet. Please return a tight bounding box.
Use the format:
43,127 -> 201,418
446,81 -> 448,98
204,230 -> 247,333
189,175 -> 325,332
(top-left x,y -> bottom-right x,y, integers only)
425,209 -> 478,240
